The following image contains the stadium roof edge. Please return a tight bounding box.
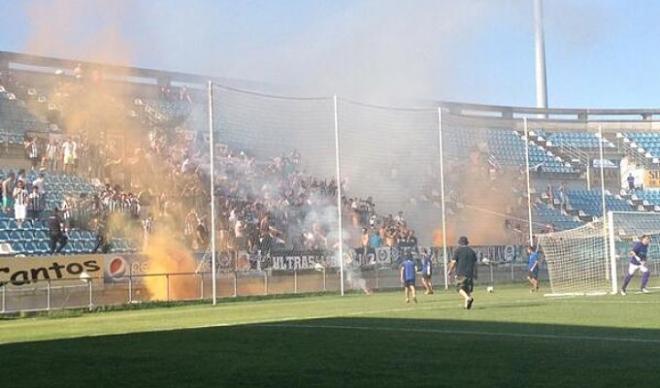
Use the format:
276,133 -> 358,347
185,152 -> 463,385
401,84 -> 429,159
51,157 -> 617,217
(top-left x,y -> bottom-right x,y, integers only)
2,51 -> 660,125
438,100 -> 660,117
0,50 -> 265,90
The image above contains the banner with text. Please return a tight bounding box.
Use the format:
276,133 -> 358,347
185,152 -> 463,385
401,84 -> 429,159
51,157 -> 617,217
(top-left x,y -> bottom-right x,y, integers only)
1,255 -> 105,288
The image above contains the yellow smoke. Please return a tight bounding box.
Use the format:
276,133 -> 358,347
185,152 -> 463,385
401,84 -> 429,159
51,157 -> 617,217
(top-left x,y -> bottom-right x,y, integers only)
18,1 -> 207,302
142,233 -> 199,301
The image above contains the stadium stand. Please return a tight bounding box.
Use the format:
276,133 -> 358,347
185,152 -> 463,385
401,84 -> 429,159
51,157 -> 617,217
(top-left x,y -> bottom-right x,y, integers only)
4,51 -> 660,257
629,190 -> 660,210
543,188 -> 633,218
532,204 -> 582,232
539,130 -> 616,150
620,132 -> 660,161
488,129 -> 576,174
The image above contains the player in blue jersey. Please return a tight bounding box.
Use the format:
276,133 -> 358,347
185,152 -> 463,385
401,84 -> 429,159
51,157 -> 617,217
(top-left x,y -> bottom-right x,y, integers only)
420,248 -> 434,295
400,253 -> 417,303
621,235 -> 652,295
526,245 -> 541,292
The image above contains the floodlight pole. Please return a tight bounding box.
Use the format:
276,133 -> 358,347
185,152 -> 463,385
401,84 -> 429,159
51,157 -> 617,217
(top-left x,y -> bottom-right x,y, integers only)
523,117 -> 534,246
437,107 -> 449,290
333,95 -> 345,296
208,81 -> 218,305
534,0 -> 548,111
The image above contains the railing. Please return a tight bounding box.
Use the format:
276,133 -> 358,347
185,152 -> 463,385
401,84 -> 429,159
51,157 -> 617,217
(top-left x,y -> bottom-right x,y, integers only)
0,262 -> 545,314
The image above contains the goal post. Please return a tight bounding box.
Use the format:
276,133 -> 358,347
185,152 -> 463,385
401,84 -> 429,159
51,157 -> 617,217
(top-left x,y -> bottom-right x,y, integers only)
537,211 -> 660,296
607,211 -> 618,294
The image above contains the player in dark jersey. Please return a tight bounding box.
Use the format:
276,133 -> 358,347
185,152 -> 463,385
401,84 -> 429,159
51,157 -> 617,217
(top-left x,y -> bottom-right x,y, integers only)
400,253 -> 417,303
448,236 -> 477,309
621,235 -> 651,295
420,248 -> 434,295
526,245 -> 541,292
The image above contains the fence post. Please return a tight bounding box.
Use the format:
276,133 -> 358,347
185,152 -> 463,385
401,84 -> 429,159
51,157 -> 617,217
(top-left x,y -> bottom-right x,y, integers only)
1,286 -> 5,313
200,274 -> 204,300
294,269 -> 298,294
166,274 -> 170,302
490,263 -> 494,286
322,268 -> 326,292
46,279 -> 51,311
264,272 -> 268,295
88,280 -> 93,311
444,258 -> 448,289
128,270 -> 133,304
233,272 -> 238,297
510,259 -> 515,281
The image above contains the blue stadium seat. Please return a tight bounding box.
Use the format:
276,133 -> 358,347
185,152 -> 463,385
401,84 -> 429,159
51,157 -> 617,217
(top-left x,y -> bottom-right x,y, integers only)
20,230 -> 34,241
82,240 -> 95,253
35,241 -> 50,254
10,242 -> 25,254
8,230 -> 23,241
69,230 -> 82,240
71,241 -> 85,254
24,241 -> 37,255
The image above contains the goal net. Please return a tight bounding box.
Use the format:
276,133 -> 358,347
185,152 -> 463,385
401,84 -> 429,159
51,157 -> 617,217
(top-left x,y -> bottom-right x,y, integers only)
537,211 -> 660,296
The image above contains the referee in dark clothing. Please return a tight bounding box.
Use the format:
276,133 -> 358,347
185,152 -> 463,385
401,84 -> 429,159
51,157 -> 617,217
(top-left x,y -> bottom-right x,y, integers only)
448,236 -> 478,309
48,207 -> 68,254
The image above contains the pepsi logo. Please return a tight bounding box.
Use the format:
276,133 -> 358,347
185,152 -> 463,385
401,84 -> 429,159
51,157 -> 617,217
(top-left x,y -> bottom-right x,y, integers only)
108,257 -> 127,279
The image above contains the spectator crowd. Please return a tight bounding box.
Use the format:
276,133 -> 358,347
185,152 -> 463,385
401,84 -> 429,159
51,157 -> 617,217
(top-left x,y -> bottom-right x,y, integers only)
1,68 -> 420,258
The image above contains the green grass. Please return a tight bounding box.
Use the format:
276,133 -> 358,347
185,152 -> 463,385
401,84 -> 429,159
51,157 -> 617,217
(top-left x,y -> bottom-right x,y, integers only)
1,285 -> 660,387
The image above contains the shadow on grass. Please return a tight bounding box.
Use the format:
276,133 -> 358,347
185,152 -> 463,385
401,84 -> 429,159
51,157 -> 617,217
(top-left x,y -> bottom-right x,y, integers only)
0,316 -> 659,388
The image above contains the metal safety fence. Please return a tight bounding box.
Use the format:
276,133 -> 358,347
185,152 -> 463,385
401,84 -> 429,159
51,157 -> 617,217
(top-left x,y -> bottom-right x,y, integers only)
1,262 -> 546,314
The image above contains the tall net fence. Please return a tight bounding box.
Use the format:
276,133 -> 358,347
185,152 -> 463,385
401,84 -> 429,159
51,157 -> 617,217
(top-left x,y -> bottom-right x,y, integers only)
214,85 -> 336,178
337,99 -> 440,245
3,82 -> 557,313
206,86 -> 542,297
442,119 -> 529,246
210,85 -> 345,292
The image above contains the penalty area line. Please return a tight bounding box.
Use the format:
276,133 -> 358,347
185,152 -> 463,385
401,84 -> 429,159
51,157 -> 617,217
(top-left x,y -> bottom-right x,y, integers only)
254,323 -> 660,344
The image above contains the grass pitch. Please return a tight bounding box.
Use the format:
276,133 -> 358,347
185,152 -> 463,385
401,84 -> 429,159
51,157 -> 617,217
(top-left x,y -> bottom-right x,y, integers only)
1,285 -> 660,388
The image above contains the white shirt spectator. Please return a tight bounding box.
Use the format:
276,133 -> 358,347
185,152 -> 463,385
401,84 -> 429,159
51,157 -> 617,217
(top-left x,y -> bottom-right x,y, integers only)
61,198 -> 71,221
28,141 -> 38,159
13,187 -> 28,206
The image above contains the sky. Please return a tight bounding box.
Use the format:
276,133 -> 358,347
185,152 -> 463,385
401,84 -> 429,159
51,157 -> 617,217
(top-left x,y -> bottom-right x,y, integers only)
0,0 -> 659,108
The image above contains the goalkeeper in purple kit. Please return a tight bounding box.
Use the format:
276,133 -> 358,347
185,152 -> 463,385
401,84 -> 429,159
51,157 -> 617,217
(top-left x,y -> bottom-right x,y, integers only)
621,234 -> 651,295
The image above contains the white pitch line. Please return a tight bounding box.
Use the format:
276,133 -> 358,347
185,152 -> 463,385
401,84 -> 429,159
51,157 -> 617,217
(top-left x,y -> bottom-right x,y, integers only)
255,323 -> 660,344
